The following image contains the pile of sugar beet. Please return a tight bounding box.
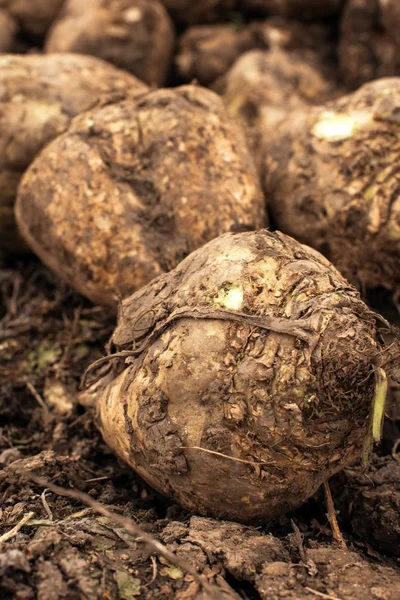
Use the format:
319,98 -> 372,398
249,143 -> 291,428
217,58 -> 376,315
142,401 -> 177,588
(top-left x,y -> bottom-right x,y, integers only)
1,1 -> 400,599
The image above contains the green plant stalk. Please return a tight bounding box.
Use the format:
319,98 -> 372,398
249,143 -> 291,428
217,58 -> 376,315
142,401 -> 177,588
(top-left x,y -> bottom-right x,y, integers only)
362,368 -> 387,465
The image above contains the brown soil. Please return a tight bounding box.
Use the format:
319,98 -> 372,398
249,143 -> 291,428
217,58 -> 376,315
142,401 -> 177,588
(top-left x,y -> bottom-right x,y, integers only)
1,258 -> 400,599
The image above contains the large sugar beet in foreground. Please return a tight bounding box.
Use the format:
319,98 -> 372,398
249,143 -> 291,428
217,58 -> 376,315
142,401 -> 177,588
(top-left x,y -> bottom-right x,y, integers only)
16,86 -> 266,310
263,78 -> 400,292
91,230 -> 385,523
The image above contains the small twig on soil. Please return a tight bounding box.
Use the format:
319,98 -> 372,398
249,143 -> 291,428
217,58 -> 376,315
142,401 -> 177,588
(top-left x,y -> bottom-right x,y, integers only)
63,508 -> 94,521
20,507 -> 95,528
291,519 -> 318,577
25,474 -> 234,599
143,555 -> 158,588
25,379 -> 50,426
20,520 -> 55,527
291,519 -> 307,563
305,587 -> 342,600
323,481 -> 346,549
41,489 -> 53,521
150,555 -> 158,582
0,511 -> 35,544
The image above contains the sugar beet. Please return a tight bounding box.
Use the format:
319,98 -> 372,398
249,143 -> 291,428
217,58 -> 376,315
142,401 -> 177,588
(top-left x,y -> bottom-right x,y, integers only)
16,86 -> 266,309
263,77 -> 400,292
45,0 -> 175,86
89,230 -> 386,523
0,53 -> 146,252
224,48 -> 338,171
175,23 -> 265,86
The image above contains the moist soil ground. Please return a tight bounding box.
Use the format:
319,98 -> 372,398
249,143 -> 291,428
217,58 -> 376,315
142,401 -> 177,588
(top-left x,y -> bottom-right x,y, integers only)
1,257 -> 400,600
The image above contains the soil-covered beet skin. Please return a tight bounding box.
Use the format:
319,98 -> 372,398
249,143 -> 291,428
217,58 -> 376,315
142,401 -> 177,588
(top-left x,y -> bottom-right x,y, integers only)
264,77 -> 400,292
45,0 -> 175,86
0,53 -> 146,253
224,49 -> 333,121
223,48 -> 337,171
15,85 -> 266,310
91,230 -> 384,523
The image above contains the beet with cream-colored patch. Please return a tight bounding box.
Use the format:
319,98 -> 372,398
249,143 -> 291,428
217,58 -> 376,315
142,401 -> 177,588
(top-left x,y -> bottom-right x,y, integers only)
88,230 -> 388,523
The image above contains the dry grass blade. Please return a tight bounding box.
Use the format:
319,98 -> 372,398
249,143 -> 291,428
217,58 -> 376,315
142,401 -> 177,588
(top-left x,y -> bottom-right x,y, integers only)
40,489 -> 53,521
0,511 -> 35,544
305,587 -> 342,600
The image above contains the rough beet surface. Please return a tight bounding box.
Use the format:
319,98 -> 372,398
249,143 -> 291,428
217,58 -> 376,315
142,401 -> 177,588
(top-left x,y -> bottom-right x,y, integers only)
16,85 -> 266,309
0,53 -> 146,253
89,230 -> 385,523
45,0 -> 175,86
263,77 -> 400,292
223,47 -> 338,171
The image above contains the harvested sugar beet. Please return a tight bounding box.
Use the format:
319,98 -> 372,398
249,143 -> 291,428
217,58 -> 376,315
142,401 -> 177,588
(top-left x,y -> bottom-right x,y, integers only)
223,47 -> 338,170
177,18 -> 336,89
175,23 -> 265,87
0,53 -> 146,253
16,85 -> 266,310
86,230 -> 390,523
264,77 -> 400,293
45,0 -> 175,86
